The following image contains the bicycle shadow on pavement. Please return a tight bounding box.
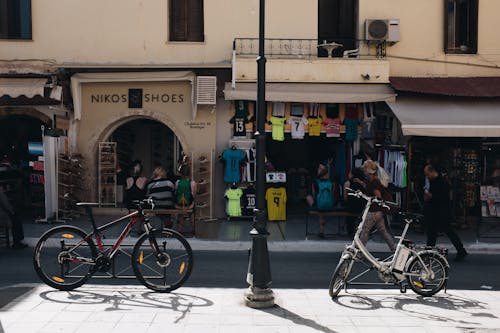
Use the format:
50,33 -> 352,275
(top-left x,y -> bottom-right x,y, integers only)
259,305 -> 338,333
332,292 -> 496,327
39,288 -> 213,323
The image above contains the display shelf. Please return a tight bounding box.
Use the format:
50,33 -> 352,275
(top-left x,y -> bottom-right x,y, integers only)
98,142 -> 117,207
58,154 -> 86,220
194,151 -> 213,221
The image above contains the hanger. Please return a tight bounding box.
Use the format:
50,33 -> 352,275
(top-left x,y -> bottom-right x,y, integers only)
230,182 -> 238,189
231,144 -> 237,150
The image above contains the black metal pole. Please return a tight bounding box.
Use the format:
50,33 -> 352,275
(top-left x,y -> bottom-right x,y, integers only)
245,0 -> 274,308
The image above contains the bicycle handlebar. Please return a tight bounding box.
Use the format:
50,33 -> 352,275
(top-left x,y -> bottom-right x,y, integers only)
346,187 -> 398,209
131,198 -> 155,211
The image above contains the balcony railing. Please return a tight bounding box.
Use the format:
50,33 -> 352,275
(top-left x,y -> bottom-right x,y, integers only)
233,38 -> 385,59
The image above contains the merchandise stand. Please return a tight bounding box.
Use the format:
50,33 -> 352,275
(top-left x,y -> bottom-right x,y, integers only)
98,142 -> 117,207
194,151 -> 214,221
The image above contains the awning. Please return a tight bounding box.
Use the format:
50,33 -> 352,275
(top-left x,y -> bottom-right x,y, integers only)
387,97 -> 500,137
390,77 -> 500,98
224,82 -> 395,103
0,78 -> 47,98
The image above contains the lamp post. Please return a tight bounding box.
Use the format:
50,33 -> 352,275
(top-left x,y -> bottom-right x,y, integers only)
244,0 -> 274,308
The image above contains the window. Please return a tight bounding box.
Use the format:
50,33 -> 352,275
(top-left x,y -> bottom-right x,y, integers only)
0,0 -> 31,39
445,0 -> 478,54
169,0 -> 204,42
318,0 -> 357,57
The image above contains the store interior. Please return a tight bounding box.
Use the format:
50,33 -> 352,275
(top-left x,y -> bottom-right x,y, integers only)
0,114 -> 47,216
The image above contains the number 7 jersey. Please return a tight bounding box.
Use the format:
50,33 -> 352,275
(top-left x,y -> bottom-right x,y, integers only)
265,187 -> 287,221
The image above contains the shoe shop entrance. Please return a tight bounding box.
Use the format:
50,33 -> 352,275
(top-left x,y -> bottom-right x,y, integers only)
99,118 -> 183,207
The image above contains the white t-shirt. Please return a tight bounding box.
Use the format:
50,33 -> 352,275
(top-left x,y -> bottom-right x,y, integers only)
290,116 -> 308,139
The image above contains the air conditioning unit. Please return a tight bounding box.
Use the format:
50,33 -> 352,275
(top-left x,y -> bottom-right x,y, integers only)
196,76 -> 217,105
365,19 -> 400,42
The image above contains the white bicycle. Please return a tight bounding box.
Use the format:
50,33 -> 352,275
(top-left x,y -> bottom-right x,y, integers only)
329,188 -> 449,298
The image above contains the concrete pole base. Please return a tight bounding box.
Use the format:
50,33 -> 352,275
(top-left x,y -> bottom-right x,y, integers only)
244,286 -> 275,308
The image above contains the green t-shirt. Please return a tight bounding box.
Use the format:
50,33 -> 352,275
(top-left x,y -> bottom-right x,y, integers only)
225,188 -> 243,217
270,116 -> 286,141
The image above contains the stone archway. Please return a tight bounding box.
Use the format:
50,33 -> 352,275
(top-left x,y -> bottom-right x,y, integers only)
81,109 -> 191,201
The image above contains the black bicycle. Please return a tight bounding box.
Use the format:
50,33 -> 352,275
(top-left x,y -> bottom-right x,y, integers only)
33,199 -> 193,293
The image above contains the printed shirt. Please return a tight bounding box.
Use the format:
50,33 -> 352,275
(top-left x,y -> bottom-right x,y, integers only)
225,188 -> 243,217
323,118 -> 341,137
289,116 -> 308,139
243,187 -> 256,216
222,149 -> 245,183
270,116 -> 286,141
266,187 -> 287,221
231,116 -> 248,137
308,117 -> 323,136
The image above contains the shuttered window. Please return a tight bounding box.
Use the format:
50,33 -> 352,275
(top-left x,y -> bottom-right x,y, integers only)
444,0 -> 478,54
0,0 -> 32,39
169,0 -> 204,42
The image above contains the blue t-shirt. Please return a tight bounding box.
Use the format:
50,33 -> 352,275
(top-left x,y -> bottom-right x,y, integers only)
223,149 -> 245,183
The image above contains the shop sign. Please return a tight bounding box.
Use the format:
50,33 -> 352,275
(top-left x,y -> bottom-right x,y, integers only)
184,121 -> 211,129
89,88 -> 185,108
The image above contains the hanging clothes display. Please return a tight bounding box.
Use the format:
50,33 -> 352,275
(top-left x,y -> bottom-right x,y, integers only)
265,186 -> 287,221
290,116 -> 308,139
245,148 -> 257,182
242,185 -> 256,216
230,100 -> 250,137
270,116 -> 286,141
225,187 -> 243,217
308,117 -> 323,136
222,147 -> 245,183
324,117 -> 341,137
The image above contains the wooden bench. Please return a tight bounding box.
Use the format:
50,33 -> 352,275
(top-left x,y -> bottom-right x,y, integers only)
305,210 -> 360,239
143,208 -> 195,236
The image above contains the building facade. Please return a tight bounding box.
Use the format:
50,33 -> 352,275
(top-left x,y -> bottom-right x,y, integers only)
1,0 -> 499,228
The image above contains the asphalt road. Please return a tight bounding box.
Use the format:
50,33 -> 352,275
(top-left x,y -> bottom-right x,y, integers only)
0,247 -> 498,292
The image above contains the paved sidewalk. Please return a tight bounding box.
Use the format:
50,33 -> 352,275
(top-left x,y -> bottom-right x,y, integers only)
1,284 -> 500,333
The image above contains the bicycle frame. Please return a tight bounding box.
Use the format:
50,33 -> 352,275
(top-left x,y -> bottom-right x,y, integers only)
347,192 -> 436,280
65,205 -> 151,264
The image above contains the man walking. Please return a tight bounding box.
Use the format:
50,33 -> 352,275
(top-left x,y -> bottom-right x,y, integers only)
424,165 -> 468,261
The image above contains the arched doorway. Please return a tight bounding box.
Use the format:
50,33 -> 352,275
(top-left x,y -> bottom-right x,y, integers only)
0,114 -> 49,214
101,118 -> 183,206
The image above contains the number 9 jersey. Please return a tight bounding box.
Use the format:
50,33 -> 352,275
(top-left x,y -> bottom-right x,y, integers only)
265,187 -> 287,221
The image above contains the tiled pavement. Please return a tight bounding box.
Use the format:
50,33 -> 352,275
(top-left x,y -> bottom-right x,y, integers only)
1,284 -> 500,333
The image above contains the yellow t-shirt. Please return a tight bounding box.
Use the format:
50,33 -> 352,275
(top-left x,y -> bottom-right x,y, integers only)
270,116 -> 286,141
308,117 -> 323,136
266,187 -> 287,221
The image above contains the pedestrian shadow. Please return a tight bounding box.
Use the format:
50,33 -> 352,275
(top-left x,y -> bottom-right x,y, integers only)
332,292 -> 496,326
39,288 -> 213,323
259,305 -> 338,333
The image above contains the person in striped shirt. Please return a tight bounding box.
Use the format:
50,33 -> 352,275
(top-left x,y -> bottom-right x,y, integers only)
146,166 -> 175,228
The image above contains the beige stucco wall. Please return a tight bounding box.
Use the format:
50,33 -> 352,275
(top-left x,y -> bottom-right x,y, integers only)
78,81 -> 216,200
0,0 -> 315,65
2,1 -> 500,77
359,0 -> 500,77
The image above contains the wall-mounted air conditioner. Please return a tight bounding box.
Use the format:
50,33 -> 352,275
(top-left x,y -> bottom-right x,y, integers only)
196,76 -> 217,105
365,19 -> 400,42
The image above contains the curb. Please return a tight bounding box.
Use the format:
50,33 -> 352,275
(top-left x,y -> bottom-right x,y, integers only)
22,237 -> 500,254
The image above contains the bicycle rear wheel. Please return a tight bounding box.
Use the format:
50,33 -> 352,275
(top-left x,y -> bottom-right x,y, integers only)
406,252 -> 448,297
33,226 -> 97,291
132,228 -> 193,293
329,255 -> 353,298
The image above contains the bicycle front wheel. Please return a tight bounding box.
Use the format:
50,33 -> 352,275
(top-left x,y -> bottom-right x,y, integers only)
329,255 -> 353,298
132,228 -> 193,293
33,226 -> 97,291
406,252 -> 448,297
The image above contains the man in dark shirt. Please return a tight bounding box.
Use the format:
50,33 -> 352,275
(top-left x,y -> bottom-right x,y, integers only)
424,165 -> 467,261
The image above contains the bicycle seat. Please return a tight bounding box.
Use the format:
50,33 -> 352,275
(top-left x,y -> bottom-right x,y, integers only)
76,202 -> 100,207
